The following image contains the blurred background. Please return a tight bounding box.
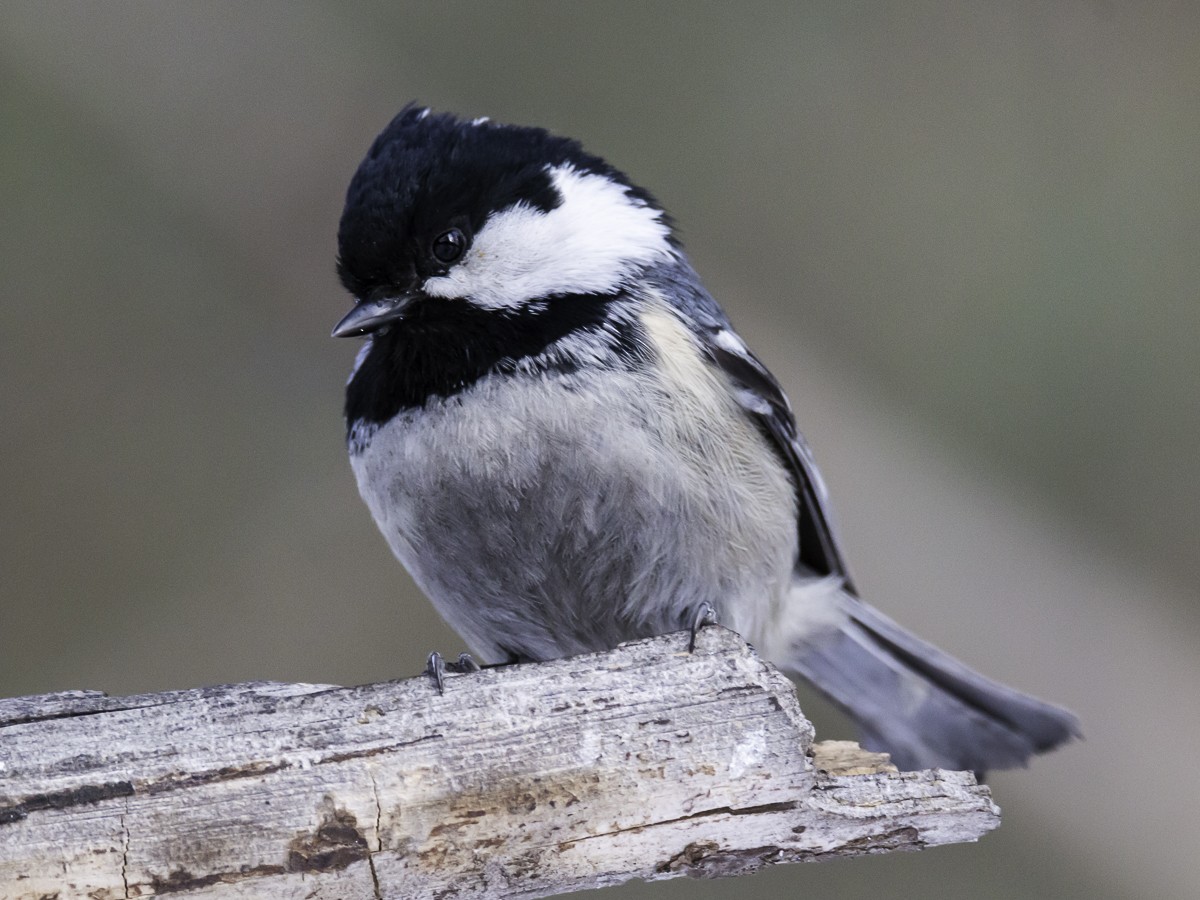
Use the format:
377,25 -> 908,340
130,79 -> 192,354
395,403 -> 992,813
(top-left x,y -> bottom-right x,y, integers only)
2,3 -> 1197,898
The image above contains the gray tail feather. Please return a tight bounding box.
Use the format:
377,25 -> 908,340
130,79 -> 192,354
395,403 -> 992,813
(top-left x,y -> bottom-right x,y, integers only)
781,593 -> 1081,774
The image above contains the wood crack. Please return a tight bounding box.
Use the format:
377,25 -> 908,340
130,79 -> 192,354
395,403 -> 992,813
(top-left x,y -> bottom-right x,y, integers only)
120,801 -> 131,900
368,769 -> 385,900
561,799 -> 800,849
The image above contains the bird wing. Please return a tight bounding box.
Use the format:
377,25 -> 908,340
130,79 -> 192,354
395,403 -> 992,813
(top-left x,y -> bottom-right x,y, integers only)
699,324 -> 857,592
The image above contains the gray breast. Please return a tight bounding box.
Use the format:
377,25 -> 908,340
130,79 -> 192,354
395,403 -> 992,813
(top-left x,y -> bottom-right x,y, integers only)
351,353 -> 797,664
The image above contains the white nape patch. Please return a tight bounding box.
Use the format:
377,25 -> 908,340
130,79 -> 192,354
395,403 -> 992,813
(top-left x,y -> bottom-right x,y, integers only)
470,116 -> 490,126
422,165 -> 674,309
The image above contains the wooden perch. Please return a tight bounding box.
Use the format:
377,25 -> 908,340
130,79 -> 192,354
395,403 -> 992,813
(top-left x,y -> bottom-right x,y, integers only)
0,627 -> 998,899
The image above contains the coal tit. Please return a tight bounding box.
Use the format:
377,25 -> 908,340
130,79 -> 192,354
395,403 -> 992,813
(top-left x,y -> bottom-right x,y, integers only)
332,106 -> 1079,773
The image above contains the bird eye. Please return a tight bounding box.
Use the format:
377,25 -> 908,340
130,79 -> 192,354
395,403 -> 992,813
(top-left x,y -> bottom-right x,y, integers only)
431,228 -> 467,265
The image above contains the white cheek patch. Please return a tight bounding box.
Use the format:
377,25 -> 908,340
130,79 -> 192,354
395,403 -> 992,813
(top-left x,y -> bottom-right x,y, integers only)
422,165 -> 674,308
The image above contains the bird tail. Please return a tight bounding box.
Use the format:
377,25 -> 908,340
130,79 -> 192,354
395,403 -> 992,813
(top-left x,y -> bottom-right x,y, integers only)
769,578 -> 1081,774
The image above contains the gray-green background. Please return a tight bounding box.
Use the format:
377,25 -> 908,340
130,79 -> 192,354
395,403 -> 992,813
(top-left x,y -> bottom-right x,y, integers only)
2,3 -> 1197,898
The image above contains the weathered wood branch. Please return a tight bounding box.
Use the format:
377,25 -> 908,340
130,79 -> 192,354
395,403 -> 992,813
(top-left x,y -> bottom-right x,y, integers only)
0,627 -> 998,899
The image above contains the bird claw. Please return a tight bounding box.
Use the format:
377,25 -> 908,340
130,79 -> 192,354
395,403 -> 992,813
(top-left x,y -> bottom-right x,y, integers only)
425,651 -> 481,694
689,602 -> 719,652
453,652 -> 481,673
426,651 -> 447,694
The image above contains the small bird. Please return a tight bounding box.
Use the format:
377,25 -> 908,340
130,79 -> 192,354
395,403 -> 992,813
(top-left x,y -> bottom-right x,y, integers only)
332,106 -> 1079,773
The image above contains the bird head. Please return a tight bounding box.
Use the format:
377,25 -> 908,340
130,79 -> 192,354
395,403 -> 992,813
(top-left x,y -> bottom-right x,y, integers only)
332,106 -> 675,337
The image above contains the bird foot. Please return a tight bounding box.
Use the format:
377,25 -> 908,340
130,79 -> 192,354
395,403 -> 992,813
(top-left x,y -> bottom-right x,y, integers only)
425,651 -> 482,694
689,602 -> 719,652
